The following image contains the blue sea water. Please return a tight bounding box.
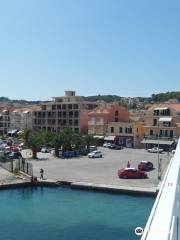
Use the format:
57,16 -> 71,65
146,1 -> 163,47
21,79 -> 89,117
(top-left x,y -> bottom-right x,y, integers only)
0,187 -> 154,240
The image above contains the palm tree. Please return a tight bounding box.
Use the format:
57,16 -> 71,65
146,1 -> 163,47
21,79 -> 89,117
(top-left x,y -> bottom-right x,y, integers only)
26,130 -> 42,159
52,131 -> 63,157
60,128 -> 74,153
19,129 -> 44,159
18,128 -> 31,146
37,129 -> 53,148
83,135 -> 96,153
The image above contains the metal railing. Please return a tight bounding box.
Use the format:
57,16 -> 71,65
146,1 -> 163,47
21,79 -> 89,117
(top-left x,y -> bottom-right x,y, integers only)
141,138 -> 180,240
0,157 -> 33,176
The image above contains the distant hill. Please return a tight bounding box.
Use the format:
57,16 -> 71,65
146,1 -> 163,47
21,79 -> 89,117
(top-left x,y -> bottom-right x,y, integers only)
0,97 -> 47,105
0,91 -> 179,107
152,91 -> 180,102
84,95 -> 122,103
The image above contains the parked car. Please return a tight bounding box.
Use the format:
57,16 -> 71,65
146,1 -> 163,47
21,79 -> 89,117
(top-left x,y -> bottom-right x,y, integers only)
41,147 -> 51,153
88,150 -> 102,158
117,168 -> 148,179
103,143 -> 111,148
147,147 -> 163,153
138,161 -> 153,171
109,144 -> 123,150
89,146 -> 97,152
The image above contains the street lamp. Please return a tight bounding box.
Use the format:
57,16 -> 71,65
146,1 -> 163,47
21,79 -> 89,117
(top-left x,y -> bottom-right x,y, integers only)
157,120 -> 162,181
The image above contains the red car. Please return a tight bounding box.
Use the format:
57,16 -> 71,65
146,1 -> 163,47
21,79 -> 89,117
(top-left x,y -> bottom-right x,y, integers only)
138,161 -> 153,171
118,168 -> 148,179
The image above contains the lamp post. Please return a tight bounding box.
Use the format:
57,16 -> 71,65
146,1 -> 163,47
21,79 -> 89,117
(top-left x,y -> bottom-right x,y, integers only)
157,121 -> 162,181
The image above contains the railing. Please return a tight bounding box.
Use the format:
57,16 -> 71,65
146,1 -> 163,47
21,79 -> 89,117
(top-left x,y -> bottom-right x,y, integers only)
144,135 -> 173,140
141,138 -> 180,240
0,158 -> 33,176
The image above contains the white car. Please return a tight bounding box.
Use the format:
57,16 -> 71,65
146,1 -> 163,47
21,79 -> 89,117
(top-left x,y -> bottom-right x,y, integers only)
103,143 -> 111,148
88,150 -> 103,158
41,147 -> 51,153
147,147 -> 163,153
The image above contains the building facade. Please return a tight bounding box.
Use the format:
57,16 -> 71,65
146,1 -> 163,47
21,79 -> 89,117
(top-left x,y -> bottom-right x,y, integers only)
32,91 -> 97,134
88,103 -> 130,136
0,109 -> 10,135
10,108 -> 33,130
142,104 -> 180,149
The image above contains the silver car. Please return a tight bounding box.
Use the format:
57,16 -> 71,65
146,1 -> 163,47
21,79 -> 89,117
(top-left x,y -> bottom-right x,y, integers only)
88,150 -> 103,158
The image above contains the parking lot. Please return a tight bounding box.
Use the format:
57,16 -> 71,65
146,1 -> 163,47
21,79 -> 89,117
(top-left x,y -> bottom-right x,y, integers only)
24,147 -> 171,189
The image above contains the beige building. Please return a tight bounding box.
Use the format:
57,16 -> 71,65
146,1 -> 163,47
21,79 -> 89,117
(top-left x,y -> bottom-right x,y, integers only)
32,91 -> 97,134
106,121 -> 145,148
142,103 -> 180,149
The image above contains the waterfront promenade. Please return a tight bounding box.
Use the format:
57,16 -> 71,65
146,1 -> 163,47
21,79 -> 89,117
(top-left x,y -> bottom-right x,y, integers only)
0,167 -> 30,187
23,147 -> 170,194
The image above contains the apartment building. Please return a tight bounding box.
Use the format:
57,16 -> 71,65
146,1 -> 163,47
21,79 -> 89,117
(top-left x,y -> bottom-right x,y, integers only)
142,103 -> 180,149
88,102 -> 130,136
10,108 -> 33,130
106,119 -> 145,148
32,91 -> 97,134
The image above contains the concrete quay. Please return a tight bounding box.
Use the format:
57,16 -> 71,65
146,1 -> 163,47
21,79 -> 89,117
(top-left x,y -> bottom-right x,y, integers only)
28,147 -> 170,195
0,167 -> 31,190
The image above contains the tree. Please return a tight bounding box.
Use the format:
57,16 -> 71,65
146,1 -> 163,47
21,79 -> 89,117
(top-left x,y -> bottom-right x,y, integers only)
52,131 -> 63,157
18,128 -> 31,145
19,129 -> 44,159
83,135 -> 96,153
60,128 -> 75,153
37,129 -> 53,147
26,130 -> 43,159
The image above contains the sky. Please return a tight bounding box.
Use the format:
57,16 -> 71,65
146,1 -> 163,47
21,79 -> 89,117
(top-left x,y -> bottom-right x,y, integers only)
0,0 -> 179,100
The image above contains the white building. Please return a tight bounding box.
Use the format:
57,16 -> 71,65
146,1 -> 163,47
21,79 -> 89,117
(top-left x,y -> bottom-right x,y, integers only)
10,108 -> 33,130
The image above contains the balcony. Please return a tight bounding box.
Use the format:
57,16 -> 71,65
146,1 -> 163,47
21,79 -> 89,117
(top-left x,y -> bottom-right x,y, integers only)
144,134 -> 174,140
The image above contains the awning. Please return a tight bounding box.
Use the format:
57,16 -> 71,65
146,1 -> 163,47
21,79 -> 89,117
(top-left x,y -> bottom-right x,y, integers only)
93,135 -> 104,139
154,107 -> 168,110
159,117 -> 172,122
141,139 -> 174,145
104,136 -> 116,141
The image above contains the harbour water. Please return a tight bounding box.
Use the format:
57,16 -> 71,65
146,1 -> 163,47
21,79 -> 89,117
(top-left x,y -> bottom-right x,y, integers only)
0,187 -> 154,240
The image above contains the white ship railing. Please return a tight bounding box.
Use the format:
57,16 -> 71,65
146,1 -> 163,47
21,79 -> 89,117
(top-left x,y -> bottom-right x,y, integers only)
141,138 -> 180,240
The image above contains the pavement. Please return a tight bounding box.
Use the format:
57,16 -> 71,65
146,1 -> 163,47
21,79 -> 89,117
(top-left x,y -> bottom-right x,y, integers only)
0,166 -> 29,185
22,147 -> 171,192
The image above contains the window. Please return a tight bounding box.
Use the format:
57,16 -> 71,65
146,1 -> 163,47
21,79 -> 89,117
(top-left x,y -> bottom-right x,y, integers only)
52,105 -> 56,110
153,119 -> 157,126
42,105 -> 46,111
69,111 -> 73,117
62,104 -> 66,110
150,129 -> 153,136
73,104 -> 78,109
119,127 -> 123,133
125,127 -> 132,134
74,111 -> 79,118
68,104 -> 72,110
74,120 -> 79,126
111,127 -> 114,133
